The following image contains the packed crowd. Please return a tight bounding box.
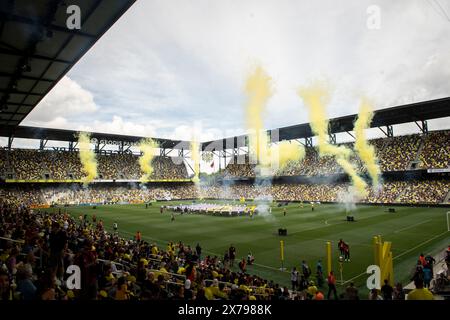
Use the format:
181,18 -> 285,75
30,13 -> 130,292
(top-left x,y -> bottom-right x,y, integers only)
419,131 -> 450,169
0,200 -> 327,301
1,200 -> 447,301
376,134 -> 421,172
396,180 -> 450,204
1,131 -> 448,182
219,132 -> 439,177
1,178 -> 448,207
0,150 -> 189,180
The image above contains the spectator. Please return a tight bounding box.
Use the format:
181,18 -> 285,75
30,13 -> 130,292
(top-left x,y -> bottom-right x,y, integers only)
368,288 -> 383,300
393,283 -> 405,300
345,282 -> 359,300
327,271 -> 338,300
380,279 -> 393,300
291,267 -> 299,291
407,279 -> 433,300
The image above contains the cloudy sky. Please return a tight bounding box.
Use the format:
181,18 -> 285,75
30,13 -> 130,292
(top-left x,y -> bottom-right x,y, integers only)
21,0 -> 450,143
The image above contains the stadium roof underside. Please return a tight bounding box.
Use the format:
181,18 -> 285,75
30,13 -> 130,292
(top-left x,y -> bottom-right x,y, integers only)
0,0 -> 136,126
0,125 -> 191,150
201,97 -> 450,151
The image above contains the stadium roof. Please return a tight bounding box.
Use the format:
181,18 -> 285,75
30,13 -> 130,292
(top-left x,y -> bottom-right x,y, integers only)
0,0 -> 136,126
0,125 -> 191,149
201,97 -> 450,151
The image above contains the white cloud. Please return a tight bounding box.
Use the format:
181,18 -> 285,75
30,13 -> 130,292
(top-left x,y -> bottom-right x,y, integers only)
78,116 -> 157,138
23,76 -> 97,125
16,0 -> 450,142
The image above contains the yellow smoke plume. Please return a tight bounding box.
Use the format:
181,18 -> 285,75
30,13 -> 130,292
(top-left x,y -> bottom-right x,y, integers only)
298,83 -> 367,198
298,83 -> 351,159
190,140 -> 200,183
138,138 -> 158,182
336,158 -> 368,198
270,141 -> 306,170
77,132 -> 98,184
244,66 -> 305,170
354,99 -> 381,189
244,66 -> 272,167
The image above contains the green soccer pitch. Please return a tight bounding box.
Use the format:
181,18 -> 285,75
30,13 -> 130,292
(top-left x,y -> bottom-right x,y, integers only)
62,201 -> 449,294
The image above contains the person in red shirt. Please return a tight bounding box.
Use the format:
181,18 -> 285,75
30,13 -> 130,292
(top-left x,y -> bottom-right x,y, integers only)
136,231 -> 141,243
314,291 -> 325,300
239,258 -> 247,273
419,253 -> 426,266
343,243 -> 351,262
327,271 -> 338,300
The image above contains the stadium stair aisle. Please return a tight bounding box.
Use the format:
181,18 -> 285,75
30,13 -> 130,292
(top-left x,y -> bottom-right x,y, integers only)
404,248 -> 450,299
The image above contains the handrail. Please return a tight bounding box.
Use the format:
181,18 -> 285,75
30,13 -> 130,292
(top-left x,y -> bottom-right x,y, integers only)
148,268 -> 186,279
0,236 -> 25,244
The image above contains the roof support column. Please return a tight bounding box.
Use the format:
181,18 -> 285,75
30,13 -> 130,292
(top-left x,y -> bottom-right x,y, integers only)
305,137 -> 313,148
414,120 -> 428,134
329,133 -> 336,144
379,125 -> 393,137
8,135 -> 14,150
39,138 -> 48,150
68,141 -> 77,151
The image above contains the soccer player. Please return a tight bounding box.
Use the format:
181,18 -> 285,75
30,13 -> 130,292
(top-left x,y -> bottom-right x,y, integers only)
283,208 -> 287,216
338,239 -> 345,256
343,243 -> 350,262
171,213 -> 175,222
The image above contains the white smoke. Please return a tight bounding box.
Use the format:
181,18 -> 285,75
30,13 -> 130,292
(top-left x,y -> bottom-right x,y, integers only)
254,193 -> 275,222
337,186 -> 359,213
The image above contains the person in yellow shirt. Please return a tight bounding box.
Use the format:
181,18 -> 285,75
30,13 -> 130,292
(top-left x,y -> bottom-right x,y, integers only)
151,244 -> 158,256
307,281 -> 318,298
407,279 -> 433,300
204,281 -> 215,300
114,277 -> 130,300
